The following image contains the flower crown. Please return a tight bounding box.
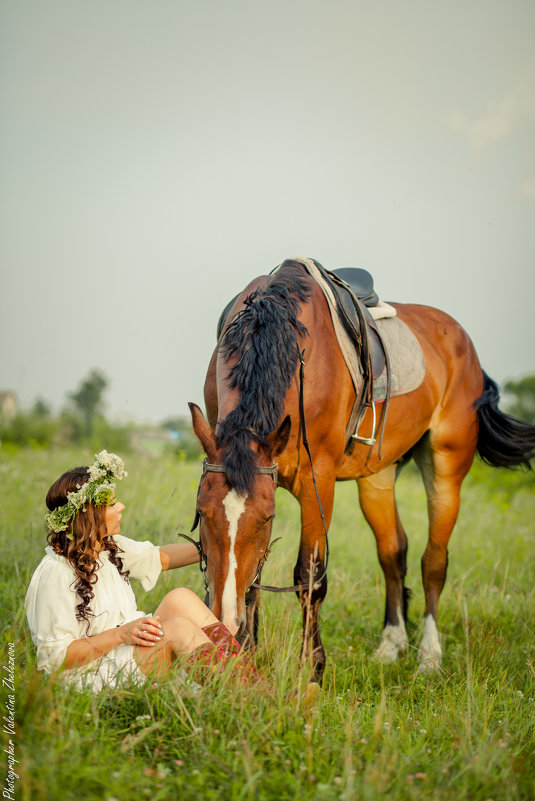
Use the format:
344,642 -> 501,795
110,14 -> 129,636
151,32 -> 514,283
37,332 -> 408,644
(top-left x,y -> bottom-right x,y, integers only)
45,450 -> 128,537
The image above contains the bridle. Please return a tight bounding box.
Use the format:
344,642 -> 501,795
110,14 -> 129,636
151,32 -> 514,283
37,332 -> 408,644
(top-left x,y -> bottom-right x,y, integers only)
199,458 -> 279,484
179,348 -> 330,595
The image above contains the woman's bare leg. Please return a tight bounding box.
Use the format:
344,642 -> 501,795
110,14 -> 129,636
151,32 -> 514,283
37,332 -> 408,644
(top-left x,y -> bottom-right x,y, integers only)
134,615 -> 212,677
154,587 -> 218,629
134,589 -> 218,677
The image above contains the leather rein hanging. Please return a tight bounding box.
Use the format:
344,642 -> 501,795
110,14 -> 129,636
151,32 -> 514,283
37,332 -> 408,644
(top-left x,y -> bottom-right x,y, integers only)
179,347 -> 330,595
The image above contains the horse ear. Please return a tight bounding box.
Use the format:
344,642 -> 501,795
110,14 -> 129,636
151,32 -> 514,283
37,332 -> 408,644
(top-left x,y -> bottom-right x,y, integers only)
266,415 -> 291,458
189,402 -> 217,460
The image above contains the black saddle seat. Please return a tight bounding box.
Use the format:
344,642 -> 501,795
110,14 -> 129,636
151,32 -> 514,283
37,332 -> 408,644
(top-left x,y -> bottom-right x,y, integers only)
332,268 -> 379,307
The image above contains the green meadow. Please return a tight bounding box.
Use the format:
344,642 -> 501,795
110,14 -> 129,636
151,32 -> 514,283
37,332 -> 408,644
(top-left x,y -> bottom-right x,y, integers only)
2,448 -> 534,800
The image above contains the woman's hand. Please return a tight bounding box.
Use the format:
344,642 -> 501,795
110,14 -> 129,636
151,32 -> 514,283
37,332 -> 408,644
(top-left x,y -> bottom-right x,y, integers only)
65,618 -> 163,669
119,616 -> 163,647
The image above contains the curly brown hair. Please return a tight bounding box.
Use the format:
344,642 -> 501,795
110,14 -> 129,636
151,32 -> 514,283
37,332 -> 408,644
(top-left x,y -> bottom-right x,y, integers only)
46,467 -> 129,630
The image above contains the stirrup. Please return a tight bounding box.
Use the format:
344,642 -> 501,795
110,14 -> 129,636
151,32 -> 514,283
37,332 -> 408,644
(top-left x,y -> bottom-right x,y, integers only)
352,402 -> 377,446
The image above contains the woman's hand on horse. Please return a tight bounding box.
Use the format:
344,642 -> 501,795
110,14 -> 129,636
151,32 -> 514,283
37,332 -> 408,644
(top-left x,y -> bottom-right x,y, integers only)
119,616 -> 163,647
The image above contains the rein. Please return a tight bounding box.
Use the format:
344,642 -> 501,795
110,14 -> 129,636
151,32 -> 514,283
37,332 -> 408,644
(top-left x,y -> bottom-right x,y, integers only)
250,348 -> 329,593
181,348 -> 329,596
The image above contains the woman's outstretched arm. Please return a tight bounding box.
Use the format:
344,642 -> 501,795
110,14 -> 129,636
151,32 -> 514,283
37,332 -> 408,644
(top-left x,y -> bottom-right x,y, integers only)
159,542 -> 200,571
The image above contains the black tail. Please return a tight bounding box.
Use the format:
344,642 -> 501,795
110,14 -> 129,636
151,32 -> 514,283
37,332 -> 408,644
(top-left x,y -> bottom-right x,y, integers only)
475,371 -> 535,469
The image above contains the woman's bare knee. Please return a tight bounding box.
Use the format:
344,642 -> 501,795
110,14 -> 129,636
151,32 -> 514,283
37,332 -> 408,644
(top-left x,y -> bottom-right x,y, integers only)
161,616 -> 210,655
155,588 -> 217,628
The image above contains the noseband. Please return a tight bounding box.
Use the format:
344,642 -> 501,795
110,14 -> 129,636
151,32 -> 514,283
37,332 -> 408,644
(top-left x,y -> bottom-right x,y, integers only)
202,458 -> 278,485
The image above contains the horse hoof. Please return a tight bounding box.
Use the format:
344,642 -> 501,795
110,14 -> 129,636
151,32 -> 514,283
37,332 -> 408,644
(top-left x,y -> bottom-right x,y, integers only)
301,682 -> 321,711
374,644 -> 399,663
417,616 -> 442,672
417,657 -> 441,674
374,624 -> 408,663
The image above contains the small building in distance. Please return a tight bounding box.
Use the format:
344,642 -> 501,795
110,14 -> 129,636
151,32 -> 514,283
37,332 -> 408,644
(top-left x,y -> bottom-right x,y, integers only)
0,391 -> 17,424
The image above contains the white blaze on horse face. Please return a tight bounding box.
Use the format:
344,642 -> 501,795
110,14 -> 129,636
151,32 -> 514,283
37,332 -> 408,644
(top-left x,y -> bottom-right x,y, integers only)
221,488 -> 247,633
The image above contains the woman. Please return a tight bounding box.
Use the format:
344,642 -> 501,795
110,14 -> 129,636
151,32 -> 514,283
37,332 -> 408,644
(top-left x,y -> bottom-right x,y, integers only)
25,450 -> 249,692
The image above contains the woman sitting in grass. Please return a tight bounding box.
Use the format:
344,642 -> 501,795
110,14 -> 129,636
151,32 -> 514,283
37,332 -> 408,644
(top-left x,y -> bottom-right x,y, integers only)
25,450 -> 252,692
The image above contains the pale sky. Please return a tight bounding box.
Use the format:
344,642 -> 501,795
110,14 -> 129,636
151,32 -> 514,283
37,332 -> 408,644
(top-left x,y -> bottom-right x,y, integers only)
1,1 -> 534,422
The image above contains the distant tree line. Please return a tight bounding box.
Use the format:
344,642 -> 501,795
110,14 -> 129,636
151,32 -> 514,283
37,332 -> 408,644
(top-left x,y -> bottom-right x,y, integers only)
2,370 -> 533,457
0,369 -> 202,459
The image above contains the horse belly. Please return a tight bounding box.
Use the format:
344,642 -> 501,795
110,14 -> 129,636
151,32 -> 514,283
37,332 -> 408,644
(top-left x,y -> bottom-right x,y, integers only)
336,385 -> 436,480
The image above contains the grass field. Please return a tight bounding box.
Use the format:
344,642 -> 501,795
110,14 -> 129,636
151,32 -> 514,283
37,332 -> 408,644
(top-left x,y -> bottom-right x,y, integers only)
2,448 -> 534,800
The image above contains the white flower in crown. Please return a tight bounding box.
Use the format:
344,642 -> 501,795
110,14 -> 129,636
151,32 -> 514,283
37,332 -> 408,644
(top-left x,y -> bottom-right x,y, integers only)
87,463 -> 107,482
92,480 -> 117,506
94,450 -> 128,480
67,486 -> 88,510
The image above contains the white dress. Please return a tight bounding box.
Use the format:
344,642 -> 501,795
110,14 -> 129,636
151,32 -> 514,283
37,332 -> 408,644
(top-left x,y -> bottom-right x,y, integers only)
24,534 -> 162,692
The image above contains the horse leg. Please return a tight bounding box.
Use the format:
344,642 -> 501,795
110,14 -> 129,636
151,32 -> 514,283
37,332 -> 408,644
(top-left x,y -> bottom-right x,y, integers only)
413,433 -> 472,671
294,477 -> 335,685
357,465 -> 409,663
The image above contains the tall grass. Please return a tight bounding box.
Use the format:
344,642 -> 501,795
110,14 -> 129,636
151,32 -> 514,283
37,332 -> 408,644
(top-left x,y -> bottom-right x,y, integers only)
1,449 -> 534,800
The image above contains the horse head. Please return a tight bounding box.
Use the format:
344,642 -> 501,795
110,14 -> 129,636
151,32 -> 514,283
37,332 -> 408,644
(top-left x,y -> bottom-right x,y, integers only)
189,402 -> 290,637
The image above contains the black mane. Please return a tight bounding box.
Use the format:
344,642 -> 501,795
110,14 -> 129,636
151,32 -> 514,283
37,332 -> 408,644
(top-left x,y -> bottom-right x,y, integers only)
217,260 -> 311,494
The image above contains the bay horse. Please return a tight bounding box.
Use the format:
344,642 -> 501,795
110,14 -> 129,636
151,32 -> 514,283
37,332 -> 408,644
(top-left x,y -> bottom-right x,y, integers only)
188,258 -> 535,683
